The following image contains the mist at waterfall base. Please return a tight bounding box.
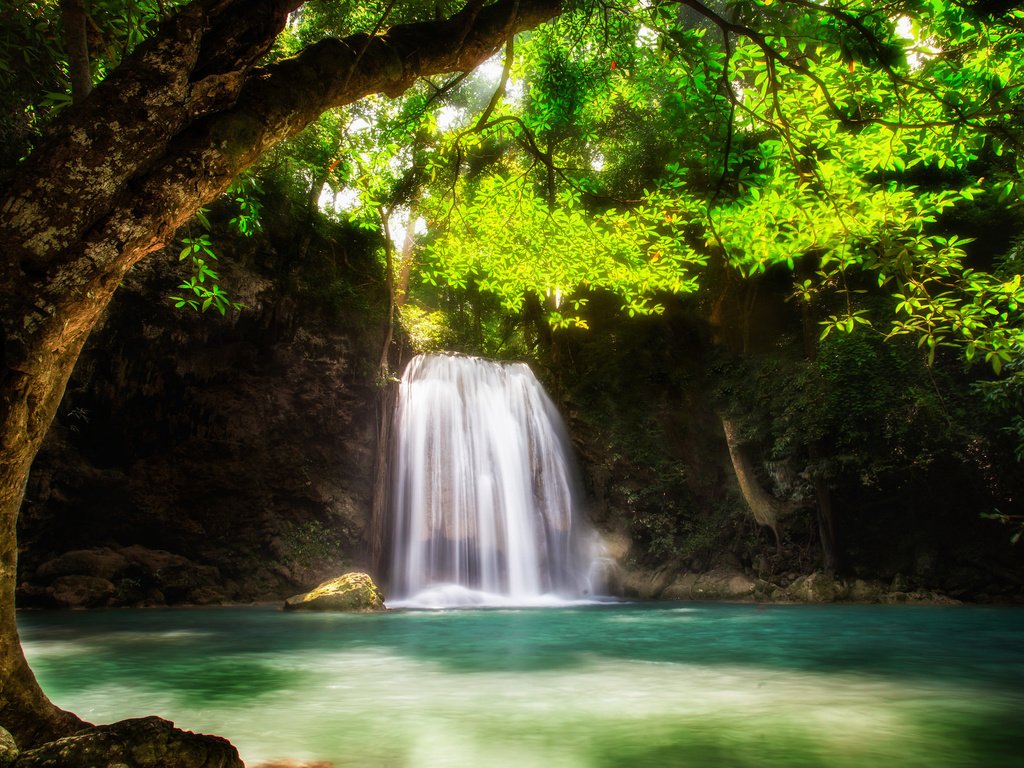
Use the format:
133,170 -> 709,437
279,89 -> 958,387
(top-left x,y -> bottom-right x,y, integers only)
387,353 -> 604,608
20,604 -> 1024,767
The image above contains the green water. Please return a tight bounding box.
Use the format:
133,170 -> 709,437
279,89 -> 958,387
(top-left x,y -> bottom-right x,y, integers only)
18,603 -> 1024,767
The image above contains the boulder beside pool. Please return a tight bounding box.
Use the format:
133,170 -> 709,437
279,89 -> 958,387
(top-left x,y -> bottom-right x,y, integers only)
283,572 -> 385,612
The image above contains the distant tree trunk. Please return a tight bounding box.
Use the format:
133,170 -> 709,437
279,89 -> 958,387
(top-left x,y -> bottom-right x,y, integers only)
369,384 -> 398,580
368,210 -> 417,580
369,211 -> 399,579
60,0 -> 92,102
721,417 -> 782,551
0,0 -> 564,747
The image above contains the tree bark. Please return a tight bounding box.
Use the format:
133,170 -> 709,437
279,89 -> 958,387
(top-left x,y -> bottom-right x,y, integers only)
721,416 -> 782,550
0,0 -> 563,747
60,0 -> 92,103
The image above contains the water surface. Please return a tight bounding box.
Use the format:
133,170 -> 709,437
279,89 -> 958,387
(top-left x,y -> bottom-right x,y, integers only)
19,603 -> 1024,767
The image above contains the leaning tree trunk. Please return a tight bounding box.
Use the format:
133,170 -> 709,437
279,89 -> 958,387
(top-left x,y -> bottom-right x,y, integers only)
0,0 -> 563,747
720,417 -> 783,551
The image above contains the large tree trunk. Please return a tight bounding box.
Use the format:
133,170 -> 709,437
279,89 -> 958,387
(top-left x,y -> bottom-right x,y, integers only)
0,0 -> 563,747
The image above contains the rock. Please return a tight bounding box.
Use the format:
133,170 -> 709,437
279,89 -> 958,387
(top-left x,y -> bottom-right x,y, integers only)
789,572 -> 847,603
0,726 -> 17,767
904,590 -> 962,605
12,716 -> 242,768
848,578 -> 886,602
49,575 -> 116,608
660,572 -> 699,599
890,572 -> 911,592
35,548 -> 130,582
283,572 -> 385,612
600,531 -> 631,561
725,573 -> 757,598
661,569 -> 756,600
28,546 -> 222,607
619,566 -> 677,599
187,586 -> 228,605
119,546 -> 221,602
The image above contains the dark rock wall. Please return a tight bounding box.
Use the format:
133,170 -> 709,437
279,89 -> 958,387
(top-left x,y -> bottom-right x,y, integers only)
14,198 -> 1024,606
17,198 -> 387,607
546,288 -> 1024,601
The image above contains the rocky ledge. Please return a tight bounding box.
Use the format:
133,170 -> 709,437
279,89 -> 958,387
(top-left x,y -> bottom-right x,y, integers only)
617,566 -> 964,604
1,717 -> 241,768
283,571 -> 385,612
16,546 -> 225,609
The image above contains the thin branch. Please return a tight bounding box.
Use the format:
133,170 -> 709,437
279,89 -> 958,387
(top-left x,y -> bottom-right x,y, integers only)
473,32 -> 516,131
340,0 -> 401,93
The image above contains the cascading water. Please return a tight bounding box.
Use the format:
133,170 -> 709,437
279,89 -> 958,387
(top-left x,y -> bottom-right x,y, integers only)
388,353 -> 603,608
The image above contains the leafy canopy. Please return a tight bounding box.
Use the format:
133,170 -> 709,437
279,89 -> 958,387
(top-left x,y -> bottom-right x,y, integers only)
4,0 -> 1023,371
292,0 -> 1024,375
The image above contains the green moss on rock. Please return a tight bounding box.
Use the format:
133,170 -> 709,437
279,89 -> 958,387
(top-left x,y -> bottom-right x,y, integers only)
283,571 -> 385,612
0,726 -> 18,768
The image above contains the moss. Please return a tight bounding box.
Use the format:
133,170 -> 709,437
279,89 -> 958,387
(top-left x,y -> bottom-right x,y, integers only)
283,571 -> 385,612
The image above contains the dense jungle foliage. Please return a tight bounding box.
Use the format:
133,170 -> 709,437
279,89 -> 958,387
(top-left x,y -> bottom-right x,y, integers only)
3,0 -> 1023,572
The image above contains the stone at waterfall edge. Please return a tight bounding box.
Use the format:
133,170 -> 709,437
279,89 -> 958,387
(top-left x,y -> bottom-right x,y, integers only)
283,571 -> 385,612
9,716 -> 242,768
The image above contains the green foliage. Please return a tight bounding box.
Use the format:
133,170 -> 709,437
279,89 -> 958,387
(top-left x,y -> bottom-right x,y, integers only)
0,0 -> 186,164
168,176 -> 264,316
279,520 -> 343,566
169,233 -> 242,316
359,0 -> 1024,384
980,510 -> 1024,545
397,304 -> 457,353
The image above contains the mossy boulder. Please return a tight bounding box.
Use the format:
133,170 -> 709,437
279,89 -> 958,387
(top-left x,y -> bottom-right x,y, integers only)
283,572 -> 385,612
788,572 -> 849,603
0,726 -> 17,767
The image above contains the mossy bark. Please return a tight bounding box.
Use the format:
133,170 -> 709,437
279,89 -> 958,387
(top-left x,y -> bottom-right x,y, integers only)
0,0 -> 563,746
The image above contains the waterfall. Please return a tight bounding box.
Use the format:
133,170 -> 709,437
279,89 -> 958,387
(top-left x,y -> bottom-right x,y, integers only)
388,354 -> 603,608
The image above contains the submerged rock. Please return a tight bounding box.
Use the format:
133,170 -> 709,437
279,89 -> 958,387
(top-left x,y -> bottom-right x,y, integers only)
12,716 -> 241,768
283,572 -> 385,612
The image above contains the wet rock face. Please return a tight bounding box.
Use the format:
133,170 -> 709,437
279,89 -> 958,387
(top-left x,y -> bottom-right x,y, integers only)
11,717 -> 242,768
283,571 -> 386,612
17,201 -> 386,607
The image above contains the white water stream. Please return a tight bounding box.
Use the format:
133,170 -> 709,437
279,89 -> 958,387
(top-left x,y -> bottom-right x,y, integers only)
388,354 -> 603,607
